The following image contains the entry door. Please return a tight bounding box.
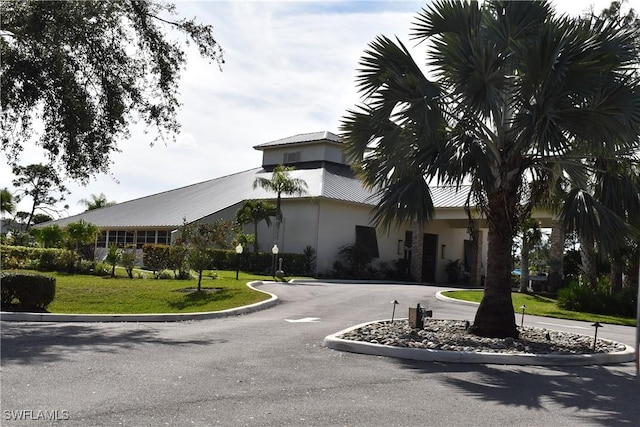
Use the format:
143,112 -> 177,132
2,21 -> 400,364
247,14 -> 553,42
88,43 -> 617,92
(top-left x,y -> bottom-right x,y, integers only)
422,233 -> 438,283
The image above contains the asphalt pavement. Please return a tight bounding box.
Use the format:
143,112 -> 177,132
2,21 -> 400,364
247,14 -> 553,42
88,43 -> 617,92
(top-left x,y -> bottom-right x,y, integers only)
1,282 -> 638,426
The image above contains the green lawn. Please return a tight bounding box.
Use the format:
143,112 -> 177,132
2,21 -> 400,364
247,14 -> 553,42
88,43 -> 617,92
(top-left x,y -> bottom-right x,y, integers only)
34,269 -> 274,314
442,290 -> 636,327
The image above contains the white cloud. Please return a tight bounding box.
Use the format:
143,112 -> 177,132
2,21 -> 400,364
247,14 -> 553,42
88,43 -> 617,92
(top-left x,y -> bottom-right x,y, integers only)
3,0 -> 637,217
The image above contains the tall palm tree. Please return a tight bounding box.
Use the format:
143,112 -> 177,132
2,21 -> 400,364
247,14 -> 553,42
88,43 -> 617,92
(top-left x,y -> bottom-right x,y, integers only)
78,193 -> 116,211
341,0 -> 640,337
235,200 -> 277,253
253,165 -> 307,249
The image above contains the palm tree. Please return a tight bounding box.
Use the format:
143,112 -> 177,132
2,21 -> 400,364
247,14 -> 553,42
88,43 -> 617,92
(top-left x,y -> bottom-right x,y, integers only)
341,0 -> 640,338
253,165 -> 307,248
78,193 -> 116,211
1,188 -> 15,217
235,200 -> 277,253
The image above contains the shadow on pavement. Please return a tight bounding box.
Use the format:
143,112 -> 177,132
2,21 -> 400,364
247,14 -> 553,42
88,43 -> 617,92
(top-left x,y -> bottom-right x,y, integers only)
1,323 -> 226,365
396,358 -> 639,426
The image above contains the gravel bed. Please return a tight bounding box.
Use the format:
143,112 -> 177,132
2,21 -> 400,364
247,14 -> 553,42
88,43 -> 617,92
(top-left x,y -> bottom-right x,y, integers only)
338,319 -> 628,355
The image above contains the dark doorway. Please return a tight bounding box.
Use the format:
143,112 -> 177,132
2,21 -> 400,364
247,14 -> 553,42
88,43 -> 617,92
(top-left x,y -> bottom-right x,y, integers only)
422,233 -> 438,282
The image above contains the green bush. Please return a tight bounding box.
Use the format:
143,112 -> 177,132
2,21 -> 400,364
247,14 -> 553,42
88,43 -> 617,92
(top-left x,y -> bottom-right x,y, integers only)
1,245 -> 78,273
142,244 -> 170,273
557,279 -> 637,318
1,272 -> 56,310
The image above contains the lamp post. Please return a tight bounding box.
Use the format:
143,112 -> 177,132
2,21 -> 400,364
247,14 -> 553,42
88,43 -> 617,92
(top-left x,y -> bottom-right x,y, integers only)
271,244 -> 279,279
235,243 -> 243,280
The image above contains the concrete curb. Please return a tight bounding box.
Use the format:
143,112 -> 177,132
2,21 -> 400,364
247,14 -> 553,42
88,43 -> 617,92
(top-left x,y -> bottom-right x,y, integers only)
435,290 -> 481,306
323,319 -> 637,366
0,281 -> 279,323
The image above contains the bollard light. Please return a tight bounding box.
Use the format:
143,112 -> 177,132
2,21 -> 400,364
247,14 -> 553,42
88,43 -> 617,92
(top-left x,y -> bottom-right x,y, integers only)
391,300 -> 399,322
271,244 -> 279,279
520,305 -> 527,328
235,243 -> 243,280
591,322 -> 603,352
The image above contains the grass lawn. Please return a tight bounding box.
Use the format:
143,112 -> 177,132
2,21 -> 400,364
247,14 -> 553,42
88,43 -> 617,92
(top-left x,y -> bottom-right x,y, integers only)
442,290 -> 636,327
31,269 -> 275,314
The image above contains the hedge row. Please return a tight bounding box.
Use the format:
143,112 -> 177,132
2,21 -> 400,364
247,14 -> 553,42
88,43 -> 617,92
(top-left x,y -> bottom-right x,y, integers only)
1,245 -> 79,272
1,272 -> 56,310
2,244 -> 312,277
142,244 -> 310,276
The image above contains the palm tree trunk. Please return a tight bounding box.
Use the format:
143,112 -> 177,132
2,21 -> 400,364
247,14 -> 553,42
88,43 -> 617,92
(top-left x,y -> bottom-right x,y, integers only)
579,236 -> 598,288
470,191 -> 518,338
609,256 -> 624,294
275,192 -> 282,247
519,239 -> 530,293
548,220 -> 564,293
253,220 -> 259,254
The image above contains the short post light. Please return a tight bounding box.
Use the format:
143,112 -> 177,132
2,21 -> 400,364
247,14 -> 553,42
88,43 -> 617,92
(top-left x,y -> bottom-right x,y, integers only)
520,305 -> 527,328
235,243 -> 243,280
271,244 -> 279,279
591,322 -> 602,352
391,300 -> 399,322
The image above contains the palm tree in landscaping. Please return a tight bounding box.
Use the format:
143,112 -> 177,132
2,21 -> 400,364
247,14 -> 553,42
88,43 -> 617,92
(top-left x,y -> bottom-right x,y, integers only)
235,200 -> 277,253
78,193 -> 116,211
341,0 -> 640,338
253,165 -> 307,248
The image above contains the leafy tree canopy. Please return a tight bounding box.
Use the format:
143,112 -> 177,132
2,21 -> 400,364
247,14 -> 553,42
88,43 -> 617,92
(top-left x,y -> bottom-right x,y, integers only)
1,0 -> 224,182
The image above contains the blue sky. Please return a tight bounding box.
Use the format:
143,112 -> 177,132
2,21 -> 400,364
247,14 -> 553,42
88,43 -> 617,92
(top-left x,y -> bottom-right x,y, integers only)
1,0 -> 625,218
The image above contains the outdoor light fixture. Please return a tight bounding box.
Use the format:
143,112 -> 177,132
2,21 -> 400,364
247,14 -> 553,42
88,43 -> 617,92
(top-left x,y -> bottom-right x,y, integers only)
391,300 -> 399,322
591,322 -> 603,352
441,244 -> 446,259
271,244 -> 279,279
520,305 -> 527,328
235,243 -> 243,280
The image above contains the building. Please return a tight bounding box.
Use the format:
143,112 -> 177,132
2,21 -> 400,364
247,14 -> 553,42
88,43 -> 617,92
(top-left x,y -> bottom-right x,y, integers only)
43,131 -> 508,283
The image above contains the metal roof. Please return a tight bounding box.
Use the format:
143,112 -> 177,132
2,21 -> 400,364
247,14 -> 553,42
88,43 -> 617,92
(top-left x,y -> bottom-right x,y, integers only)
253,131 -> 341,150
44,163 -> 473,229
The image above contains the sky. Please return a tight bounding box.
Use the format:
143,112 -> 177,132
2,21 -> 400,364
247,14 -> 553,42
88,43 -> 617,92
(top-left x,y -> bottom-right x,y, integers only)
1,0 -> 630,219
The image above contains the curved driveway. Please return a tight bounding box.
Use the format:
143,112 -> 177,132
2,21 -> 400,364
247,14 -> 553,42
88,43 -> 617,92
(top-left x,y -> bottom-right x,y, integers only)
1,282 -> 638,426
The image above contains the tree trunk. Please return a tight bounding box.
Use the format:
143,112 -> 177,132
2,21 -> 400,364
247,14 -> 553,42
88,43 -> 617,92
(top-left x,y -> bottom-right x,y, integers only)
470,191 -> 518,338
519,239 -> 530,293
253,220 -> 259,254
548,220 -> 564,293
579,236 -> 598,288
609,257 -> 624,295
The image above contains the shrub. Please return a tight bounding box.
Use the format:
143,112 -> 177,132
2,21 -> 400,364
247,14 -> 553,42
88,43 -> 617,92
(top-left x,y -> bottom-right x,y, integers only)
1,245 -> 77,272
558,278 -> 637,318
92,262 -> 112,276
1,272 -> 56,310
143,244 -> 170,274
120,247 -> 137,279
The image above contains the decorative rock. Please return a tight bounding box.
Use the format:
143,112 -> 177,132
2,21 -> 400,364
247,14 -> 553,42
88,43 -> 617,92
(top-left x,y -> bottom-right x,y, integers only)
338,319 -> 626,355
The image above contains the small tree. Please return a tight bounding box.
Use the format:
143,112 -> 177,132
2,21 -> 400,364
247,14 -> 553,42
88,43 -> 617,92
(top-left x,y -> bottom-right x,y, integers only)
105,244 -> 121,278
120,246 -> 136,279
64,220 -> 100,260
235,200 -> 276,253
32,224 -> 65,248
180,219 -> 234,291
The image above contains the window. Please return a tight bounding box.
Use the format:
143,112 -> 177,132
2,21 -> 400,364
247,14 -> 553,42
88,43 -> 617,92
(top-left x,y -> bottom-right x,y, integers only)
283,151 -> 300,163
157,230 -> 169,245
97,231 -> 107,248
106,230 -> 134,248
404,230 -> 413,249
136,230 -> 159,248
355,225 -> 379,258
